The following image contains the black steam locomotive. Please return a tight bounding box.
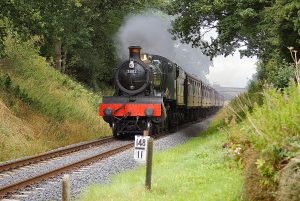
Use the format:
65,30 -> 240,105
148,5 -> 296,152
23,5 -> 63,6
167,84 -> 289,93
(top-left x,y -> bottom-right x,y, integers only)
99,46 -> 223,137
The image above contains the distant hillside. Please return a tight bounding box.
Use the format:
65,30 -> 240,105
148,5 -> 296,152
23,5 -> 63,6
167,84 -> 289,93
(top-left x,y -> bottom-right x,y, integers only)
0,35 -> 110,161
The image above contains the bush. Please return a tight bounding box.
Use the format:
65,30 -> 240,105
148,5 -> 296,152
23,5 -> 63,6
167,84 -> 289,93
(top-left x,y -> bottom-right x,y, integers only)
228,83 -> 300,200
244,84 -> 300,158
256,54 -> 295,90
265,59 -> 294,89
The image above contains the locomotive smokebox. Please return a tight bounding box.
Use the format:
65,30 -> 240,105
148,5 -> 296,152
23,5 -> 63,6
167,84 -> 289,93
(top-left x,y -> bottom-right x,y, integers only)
116,45 -> 150,95
129,46 -> 141,59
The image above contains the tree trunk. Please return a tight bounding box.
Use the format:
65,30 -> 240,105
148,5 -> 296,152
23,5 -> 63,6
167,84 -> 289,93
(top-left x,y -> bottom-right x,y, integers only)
62,47 -> 67,73
54,40 -> 62,71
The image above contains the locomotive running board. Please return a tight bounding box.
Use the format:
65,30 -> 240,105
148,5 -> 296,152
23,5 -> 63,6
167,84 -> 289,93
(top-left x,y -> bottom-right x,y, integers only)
101,96 -> 164,104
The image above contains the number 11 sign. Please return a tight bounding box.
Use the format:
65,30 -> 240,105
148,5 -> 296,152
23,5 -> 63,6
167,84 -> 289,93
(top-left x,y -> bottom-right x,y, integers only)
134,135 -> 149,162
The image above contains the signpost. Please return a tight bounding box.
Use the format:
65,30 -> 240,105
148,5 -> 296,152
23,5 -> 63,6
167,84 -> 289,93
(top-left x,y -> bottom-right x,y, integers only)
134,135 -> 149,162
134,134 -> 153,190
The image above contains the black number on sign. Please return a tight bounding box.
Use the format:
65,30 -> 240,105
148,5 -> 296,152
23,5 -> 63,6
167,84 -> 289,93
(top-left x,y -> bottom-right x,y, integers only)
137,151 -> 143,159
135,139 -> 139,146
136,138 -> 146,147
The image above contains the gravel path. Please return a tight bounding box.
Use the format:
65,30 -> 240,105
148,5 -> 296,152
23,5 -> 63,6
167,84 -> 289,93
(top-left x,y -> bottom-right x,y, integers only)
3,119 -> 211,201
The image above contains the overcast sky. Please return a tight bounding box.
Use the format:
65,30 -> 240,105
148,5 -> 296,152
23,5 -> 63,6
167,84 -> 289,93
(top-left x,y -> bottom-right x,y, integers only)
203,29 -> 258,88
206,52 -> 257,88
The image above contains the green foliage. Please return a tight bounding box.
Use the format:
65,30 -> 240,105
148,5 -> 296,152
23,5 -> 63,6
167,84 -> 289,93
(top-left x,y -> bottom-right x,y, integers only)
2,33 -> 101,123
247,80 -> 264,104
229,84 -> 300,186
169,0 -> 300,91
80,129 -> 242,201
169,0 -> 300,60
265,60 -> 295,89
0,0 -> 169,89
226,79 -> 264,124
0,74 -> 12,90
228,57 -> 294,124
228,93 -> 256,123
0,74 -> 33,105
244,85 -> 300,156
255,53 -> 295,89
0,33 -> 113,161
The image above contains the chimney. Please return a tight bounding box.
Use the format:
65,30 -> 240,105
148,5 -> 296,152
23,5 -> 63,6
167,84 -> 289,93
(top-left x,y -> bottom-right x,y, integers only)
129,46 -> 141,59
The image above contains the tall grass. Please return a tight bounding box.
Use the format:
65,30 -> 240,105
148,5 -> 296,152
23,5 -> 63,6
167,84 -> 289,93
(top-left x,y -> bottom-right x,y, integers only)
0,34 -> 111,161
226,83 -> 300,199
244,85 -> 300,153
0,99 -> 46,160
2,34 -> 101,123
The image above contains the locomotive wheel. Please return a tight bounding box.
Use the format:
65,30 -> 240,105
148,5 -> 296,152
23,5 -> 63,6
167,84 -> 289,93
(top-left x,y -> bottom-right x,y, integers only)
162,118 -> 168,133
146,120 -> 152,135
112,123 -> 119,138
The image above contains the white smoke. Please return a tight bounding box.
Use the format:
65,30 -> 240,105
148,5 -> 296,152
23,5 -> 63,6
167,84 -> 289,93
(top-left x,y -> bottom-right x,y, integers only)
115,11 -> 212,82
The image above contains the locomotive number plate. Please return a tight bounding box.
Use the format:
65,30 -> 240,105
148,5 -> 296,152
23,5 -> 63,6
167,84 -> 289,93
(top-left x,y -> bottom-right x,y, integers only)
127,69 -> 137,74
134,135 -> 149,162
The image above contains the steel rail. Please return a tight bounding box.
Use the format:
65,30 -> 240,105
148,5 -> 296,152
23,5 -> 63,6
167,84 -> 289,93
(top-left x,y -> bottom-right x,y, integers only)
0,142 -> 133,198
0,136 -> 114,172
0,130 -> 174,198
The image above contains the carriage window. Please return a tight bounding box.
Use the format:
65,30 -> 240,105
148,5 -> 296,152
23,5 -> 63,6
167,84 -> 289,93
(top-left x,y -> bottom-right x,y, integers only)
193,82 -> 195,94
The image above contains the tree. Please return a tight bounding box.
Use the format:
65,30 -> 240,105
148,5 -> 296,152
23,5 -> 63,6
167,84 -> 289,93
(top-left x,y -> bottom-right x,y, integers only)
0,0 -> 168,89
169,0 -> 300,61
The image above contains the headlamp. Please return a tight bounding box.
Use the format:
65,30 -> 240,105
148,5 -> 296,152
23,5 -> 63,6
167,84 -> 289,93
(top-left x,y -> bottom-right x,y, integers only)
145,108 -> 154,117
104,107 -> 113,116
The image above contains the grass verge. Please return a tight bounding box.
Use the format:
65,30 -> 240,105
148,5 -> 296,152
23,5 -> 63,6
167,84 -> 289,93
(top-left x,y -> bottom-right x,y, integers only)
0,33 -> 111,161
79,121 -> 243,201
224,83 -> 300,200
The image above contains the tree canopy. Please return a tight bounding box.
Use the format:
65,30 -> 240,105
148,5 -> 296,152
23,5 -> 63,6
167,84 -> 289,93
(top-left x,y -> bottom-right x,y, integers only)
169,0 -> 300,88
0,0 -> 166,89
169,0 -> 300,61
1,0 -> 299,89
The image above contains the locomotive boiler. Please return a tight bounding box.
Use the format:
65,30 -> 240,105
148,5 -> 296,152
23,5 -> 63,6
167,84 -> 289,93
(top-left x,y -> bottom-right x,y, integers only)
99,46 -> 223,137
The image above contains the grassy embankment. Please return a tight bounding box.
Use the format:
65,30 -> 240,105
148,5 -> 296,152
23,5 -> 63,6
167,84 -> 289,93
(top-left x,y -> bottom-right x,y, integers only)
226,84 -> 300,200
0,35 -> 111,161
79,118 -> 243,201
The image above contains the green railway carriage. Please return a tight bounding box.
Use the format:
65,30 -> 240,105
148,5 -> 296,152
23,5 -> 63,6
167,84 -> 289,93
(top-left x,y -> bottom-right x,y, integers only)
144,54 -> 224,127
149,55 -> 222,108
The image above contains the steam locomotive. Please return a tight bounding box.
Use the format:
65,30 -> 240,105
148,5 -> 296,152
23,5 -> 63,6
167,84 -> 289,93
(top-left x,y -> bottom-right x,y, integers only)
99,46 -> 223,137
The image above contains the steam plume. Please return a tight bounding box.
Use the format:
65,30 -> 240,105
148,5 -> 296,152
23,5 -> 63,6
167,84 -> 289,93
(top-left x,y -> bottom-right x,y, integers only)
115,11 -> 212,82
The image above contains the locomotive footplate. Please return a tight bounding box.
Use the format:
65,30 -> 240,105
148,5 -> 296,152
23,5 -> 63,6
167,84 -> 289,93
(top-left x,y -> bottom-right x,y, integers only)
99,96 -> 164,127
99,97 -> 163,117
101,96 -> 164,104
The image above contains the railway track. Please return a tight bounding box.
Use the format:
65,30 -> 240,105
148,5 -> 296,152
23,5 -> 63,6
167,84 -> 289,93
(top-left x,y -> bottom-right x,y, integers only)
0,131 -> 173,199
0,136 -> 114,173
0,141 -> 133,198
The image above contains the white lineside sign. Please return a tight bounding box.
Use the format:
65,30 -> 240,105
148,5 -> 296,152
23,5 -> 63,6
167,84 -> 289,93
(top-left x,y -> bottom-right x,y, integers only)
134,135 -> 149,162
